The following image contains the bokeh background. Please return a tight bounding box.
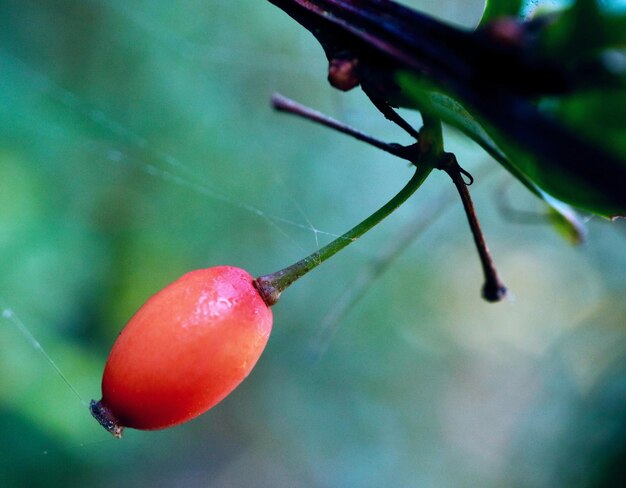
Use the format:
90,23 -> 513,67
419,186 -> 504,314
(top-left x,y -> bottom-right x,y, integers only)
1,0 -> 625,486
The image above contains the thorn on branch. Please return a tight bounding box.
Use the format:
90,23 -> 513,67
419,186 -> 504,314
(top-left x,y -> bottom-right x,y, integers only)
363,90 -> 421,141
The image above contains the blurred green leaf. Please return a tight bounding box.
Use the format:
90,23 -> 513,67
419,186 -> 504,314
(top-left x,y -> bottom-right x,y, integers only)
546,89 -> 626,163
396,75 -> 587,240
393,2 -> 624,219
540,0 -> 626,57
479,0 -> 523,25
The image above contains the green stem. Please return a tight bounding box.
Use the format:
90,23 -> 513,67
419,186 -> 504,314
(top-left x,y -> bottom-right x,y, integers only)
419,115 -> 444,159
255,163 -> 434,305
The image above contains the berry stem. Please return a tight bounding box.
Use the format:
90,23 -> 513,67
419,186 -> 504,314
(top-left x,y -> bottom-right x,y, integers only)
255,162 -> 434,305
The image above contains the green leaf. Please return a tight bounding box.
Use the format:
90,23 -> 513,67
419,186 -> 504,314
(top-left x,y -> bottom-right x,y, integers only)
546,199 -> 587,244
539,0 -> 626,65
546,90 -> 626,163
397,74 -> 587,241
479,0 -> 523,26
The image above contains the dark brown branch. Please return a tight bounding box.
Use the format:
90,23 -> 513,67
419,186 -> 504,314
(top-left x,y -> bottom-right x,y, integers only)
267,0 -> 626,214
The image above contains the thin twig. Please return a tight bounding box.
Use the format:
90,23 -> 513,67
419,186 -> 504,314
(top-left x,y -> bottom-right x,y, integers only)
359,102 -> 503,301
271,93 -> 406,158
441,154 -> 507,302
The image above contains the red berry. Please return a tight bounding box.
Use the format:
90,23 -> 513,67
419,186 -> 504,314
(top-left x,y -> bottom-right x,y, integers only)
90,266 -> 272,437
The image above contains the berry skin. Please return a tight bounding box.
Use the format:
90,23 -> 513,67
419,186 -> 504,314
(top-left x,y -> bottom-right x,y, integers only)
90,266 -> 272,437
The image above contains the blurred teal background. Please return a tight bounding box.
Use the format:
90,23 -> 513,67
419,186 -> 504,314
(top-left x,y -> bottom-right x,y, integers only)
1,0 -> 625,486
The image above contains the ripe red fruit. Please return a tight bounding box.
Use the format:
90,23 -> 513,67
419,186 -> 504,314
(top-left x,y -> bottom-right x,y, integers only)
90,266 -> 272,437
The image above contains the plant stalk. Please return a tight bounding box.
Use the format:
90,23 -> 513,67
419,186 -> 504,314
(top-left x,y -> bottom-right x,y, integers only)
255,163 -> 433,305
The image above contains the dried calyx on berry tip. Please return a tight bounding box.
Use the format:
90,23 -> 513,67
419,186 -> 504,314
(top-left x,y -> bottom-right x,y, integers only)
90,399 -> 124,438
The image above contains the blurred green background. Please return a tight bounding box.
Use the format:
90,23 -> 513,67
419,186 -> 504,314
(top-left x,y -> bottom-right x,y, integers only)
1,0 -> 625,486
